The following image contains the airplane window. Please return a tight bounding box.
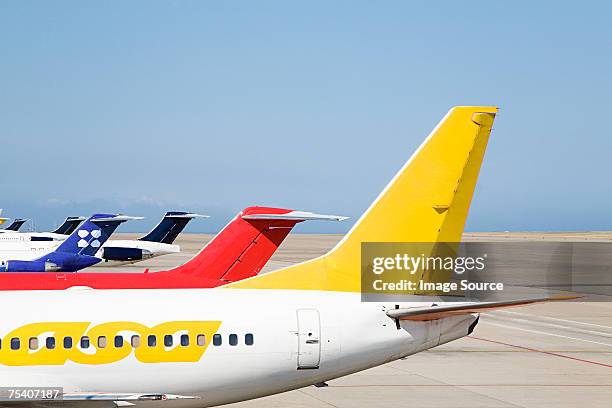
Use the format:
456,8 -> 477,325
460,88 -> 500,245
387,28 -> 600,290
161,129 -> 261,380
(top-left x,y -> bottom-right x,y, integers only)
80,336 -> 90,348
164,335 -> 173,347
64,337 -> 73,349
46,337 -> 56,349
131,335 -> 140,348
98,336 -> 107,348
229,334 -> 238,346
213,334 -> 222,346
148,335 -> 156,347
196,334 -> 206,346
10,338 -> 20,350
29,337 -> 39,350
114,336 -> 124,348
245,333 -> 254,346
180,334 -> 189,347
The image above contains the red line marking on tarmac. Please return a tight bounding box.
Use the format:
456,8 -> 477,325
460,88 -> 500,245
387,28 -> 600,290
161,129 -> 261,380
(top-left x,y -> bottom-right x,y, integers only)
327,384 -> 612,387
468,336 -> 612,368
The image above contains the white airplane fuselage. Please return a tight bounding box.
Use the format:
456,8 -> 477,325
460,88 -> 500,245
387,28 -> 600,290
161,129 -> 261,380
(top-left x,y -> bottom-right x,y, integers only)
0,234 -> 60,261
0,236 -> 179,266
0,288 -> 476,407
0,232 -> 68,263
92,240 -> 180,267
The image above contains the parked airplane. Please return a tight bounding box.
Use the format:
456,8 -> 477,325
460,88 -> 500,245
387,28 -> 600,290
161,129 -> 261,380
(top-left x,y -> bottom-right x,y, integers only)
0,214 -> 137,272
0,207 -> 346,289
0,107 -> 567,406
0,216 -> 86,242
0,212 -> 201,263
0,209 -> 6,225
93,211 -> 209,266
0,218 -> 28,232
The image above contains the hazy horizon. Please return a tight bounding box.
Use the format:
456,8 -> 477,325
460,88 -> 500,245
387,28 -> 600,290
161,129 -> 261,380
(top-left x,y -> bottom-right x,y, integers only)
2,2 -> 611,234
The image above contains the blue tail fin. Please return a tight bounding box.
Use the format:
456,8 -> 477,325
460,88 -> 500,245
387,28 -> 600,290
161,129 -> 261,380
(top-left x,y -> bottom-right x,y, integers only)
55,214 -> 138,256
139,212 -> 208,244
52,216 -> 86,235
4,219 -> 27,231
1,214 -> 141,272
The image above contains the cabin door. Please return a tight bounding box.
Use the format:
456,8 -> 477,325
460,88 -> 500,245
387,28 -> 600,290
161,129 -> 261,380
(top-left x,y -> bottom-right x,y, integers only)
296,308 -> 321,369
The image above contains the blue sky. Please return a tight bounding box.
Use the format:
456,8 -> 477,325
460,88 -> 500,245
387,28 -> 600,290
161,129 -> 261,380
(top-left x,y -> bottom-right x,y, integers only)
1,1 -> 610,233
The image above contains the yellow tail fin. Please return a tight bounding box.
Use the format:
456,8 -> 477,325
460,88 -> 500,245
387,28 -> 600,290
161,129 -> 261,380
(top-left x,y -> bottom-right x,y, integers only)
226,106 -> 498,292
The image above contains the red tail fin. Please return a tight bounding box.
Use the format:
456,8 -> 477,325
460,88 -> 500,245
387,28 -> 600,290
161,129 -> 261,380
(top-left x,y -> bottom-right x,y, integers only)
168,207 -> 346,282
0,207 -> 346,290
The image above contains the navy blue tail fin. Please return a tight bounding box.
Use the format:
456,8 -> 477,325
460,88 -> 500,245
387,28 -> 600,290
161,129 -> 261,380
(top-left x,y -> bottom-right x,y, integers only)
139,212 -> 208,244
55,214 -> 140,256
52,216 -> 86,235
5,219 -> 27,231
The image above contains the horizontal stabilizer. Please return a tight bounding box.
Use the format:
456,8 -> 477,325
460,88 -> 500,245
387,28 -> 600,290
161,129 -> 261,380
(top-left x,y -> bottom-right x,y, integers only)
166,213 -> 209,219
92,215 -> 143,223
386,296 -> 577,321
242,210 -> 348,222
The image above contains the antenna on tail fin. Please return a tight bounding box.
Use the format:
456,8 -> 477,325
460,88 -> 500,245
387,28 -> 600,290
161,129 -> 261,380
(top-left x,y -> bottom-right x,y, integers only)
225,106 -> 498,292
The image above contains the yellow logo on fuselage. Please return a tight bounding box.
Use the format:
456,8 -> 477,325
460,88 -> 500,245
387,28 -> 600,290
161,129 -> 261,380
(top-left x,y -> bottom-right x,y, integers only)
1,321 -> 221,366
